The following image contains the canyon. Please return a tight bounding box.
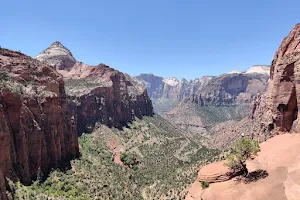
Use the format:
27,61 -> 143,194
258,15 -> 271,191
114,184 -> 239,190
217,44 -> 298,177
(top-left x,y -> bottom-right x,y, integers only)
1,19 -> 299,200
0,42 -> 153,199
36,41 -> 153,133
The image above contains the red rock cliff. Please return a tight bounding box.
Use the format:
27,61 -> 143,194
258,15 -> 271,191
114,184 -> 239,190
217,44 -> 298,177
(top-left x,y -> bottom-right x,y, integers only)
0,49 -> 79,192
62,62 -> 153,133
36,42 -> 153,134
251,23 -> 300,132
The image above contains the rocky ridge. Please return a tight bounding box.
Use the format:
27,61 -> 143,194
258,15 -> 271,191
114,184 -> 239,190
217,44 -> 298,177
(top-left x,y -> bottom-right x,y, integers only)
0,48 -> 79,198
36,42 -> 153,133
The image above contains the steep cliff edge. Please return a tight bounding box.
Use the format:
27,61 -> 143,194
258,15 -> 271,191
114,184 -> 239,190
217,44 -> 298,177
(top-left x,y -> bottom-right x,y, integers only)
36,42 -> 153,133
0,48 -> 79,196
251,23 -> 300,132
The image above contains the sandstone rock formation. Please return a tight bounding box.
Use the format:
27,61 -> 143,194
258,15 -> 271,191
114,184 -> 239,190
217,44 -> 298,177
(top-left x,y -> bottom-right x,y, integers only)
186,133 -> 300,200
134,74 -> 213,113
251,23 -> 300,132
35,41 -> 76,70
188,73 -> 269,106
36,42 -> 153,133
135,66 -> 269,114
196,160 -> 242,183
0,48 -> 80,197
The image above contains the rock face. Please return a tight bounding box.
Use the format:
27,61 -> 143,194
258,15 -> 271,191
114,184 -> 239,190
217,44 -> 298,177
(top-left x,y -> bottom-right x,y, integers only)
0,171 -> 7,200
251,23 -> 300,132
134,74 -> 213,113
0,48 -> 79,196
135,69 -> 269,114
35,41 -> 76,70
188,73 -> 269,106
36,43 -> 153,133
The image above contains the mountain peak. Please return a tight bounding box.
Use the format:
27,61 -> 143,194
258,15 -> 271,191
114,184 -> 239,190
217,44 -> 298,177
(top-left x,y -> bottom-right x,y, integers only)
49,41 -> 65,48
35,41 -> 76,70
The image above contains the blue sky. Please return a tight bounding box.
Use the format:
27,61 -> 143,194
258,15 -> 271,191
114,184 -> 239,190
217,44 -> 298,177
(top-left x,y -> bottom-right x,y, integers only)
1,0 -> 299,79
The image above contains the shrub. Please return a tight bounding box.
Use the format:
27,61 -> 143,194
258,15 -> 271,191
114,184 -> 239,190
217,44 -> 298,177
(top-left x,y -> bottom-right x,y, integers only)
225,138 -> 260,176
200,181 -> 209,189
120,152 -> 138,168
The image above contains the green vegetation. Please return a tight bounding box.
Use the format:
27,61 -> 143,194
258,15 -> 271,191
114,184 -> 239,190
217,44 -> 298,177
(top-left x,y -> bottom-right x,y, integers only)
200,181 -> 209,189
11,115 -> 220,199
225,138 -> 260,175
120,152 -> 138,168
194,105 -> 249,127
0,71 -> 13,82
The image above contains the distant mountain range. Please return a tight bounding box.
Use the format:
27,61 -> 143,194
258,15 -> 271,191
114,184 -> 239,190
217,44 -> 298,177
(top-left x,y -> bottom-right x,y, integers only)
134,65 -> 270,113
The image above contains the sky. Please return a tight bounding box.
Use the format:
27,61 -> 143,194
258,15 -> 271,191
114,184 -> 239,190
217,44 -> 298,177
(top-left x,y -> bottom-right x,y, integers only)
1,0 -> 300,79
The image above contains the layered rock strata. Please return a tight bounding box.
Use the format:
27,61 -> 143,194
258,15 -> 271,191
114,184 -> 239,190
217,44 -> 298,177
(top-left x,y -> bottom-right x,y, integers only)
251,23 -> 300,132
0,48 -> 80,198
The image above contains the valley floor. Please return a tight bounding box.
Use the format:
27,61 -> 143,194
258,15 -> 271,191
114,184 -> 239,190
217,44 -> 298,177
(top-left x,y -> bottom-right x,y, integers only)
9,115 -> 219,200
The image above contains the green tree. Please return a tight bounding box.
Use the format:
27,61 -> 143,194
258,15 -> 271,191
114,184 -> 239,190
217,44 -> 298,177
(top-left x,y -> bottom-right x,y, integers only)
225,138 -> 260,176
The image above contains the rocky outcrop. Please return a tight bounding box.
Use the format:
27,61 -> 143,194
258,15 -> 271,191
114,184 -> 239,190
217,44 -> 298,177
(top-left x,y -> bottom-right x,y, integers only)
197,161 -> 242,183
188,73 -> 269,106
0,48 -> 79,196
251,23 -> 300,132
36,42 -> 153,133
186,133 -> 300,200
35,41 -> 76,70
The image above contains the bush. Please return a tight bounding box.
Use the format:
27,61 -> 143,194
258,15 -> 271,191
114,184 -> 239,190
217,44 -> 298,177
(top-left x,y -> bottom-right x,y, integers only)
225,138 -> 260,176
200,181 -> 209,189
120,152 -> 138,168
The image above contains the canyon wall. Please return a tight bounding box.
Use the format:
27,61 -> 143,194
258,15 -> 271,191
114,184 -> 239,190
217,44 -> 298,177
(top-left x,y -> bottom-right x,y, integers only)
251,23 -> 300,132
0,49 -> 79,194
188,73 -> 269,106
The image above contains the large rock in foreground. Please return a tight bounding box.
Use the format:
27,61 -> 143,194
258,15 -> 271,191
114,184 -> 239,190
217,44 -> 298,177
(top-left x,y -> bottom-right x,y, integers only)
186,133 -> 300,200
0,49 -> 79,188
251,23 -> 300,133
197,161 -> 241,183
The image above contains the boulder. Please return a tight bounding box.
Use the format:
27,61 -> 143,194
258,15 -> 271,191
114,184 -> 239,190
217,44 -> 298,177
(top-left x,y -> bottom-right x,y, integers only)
197,161 -> 242,183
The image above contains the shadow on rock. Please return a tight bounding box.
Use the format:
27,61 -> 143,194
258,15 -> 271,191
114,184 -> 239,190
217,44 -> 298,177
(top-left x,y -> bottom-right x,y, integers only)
235,169 -> 268,184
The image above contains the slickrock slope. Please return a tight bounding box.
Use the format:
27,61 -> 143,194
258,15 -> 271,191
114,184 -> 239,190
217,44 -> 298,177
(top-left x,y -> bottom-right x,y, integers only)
186,133 -> 300,200
0,49 -> 79,196
251,23 -> 300,133
36,42 -> 153,133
